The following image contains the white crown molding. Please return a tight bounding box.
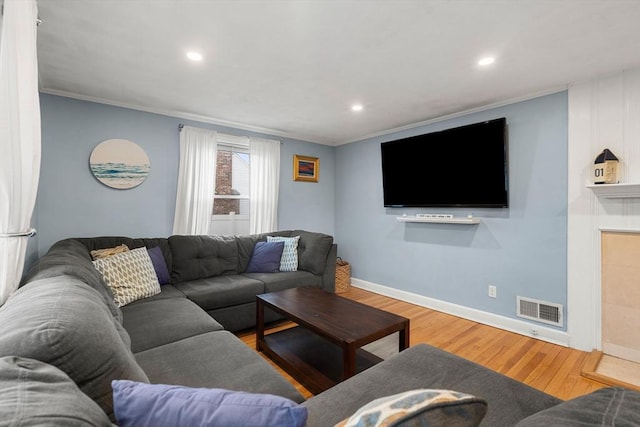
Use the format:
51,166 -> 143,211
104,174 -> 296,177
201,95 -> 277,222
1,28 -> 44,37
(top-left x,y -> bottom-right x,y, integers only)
40,86 -> 569,148
38,88 -> 328,145
351,278 -> 571,348
340,86 -> 568,146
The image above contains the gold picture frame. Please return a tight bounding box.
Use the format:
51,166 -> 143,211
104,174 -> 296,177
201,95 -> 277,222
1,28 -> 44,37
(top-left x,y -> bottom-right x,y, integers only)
293,155 -> 319,182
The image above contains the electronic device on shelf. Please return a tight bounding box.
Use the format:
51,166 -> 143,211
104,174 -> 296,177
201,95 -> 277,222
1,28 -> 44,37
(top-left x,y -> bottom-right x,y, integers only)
416,214 -> 453,219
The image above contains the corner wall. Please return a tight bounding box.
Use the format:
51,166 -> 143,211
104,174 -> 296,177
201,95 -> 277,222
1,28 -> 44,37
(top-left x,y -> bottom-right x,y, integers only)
36,94 -> 335,260
335,92 -> 569,334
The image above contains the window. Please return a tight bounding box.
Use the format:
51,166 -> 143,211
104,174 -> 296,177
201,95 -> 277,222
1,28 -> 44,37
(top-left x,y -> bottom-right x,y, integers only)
210,136 -> 251,235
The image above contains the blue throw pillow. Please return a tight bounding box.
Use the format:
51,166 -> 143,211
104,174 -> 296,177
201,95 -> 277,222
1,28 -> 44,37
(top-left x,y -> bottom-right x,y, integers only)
246,241 -> 285,273
147,246 -> 170,285
112,380 -> 308,427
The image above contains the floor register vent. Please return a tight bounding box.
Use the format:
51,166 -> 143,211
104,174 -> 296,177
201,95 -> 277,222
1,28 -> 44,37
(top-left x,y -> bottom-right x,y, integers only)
516,296 -> 563,327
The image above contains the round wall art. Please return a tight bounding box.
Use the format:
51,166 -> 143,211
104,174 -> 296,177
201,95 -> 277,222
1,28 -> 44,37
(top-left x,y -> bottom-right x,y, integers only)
89,139 -> 150,189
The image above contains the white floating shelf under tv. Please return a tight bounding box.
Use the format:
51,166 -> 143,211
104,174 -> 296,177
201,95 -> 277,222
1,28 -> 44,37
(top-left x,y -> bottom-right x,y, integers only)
587,183 -> 640,198
396,216 -> 481,224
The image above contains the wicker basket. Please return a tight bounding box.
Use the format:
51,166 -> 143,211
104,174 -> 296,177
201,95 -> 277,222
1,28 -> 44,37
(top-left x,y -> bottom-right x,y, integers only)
335,257 -> 351,293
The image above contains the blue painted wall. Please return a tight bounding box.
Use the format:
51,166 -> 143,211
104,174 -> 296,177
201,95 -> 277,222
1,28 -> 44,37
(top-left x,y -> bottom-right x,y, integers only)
37,92 -> 567,328
334,92 -> 568,327
36,94 -> 335,256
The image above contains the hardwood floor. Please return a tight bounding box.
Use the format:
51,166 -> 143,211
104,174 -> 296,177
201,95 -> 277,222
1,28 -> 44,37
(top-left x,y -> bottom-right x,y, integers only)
237,286 -> 607,401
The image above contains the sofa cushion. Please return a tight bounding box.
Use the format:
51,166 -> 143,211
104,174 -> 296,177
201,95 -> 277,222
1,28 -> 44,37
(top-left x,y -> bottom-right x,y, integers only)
302,343 -> 561,427
169,235 -> 239,282
93,247 -> 161,307
267,235 -> 300,271
336,389 -> 487,427
112,380 -> 308,427
134,330 -> 304,404
0,356 -> 112,426
515,386 -> 640,426
174,275 -> 265,311
292,229 -> 334,275
236,234 -> 262,273
244,270 -> 322,293
124,283 -> 186,306
121,297 -> 224,353
147,245 -> 171,285
205,302 -> 285,332
246,241 -> 285,273
0,277 -> 149,422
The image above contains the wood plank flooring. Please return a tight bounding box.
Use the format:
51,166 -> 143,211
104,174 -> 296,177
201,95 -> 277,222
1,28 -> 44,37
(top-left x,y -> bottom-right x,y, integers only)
237,286 -> 607,401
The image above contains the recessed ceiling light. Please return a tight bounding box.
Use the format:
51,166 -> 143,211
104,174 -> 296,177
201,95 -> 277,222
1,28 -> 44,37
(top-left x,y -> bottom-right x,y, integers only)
478,56 -> 495,66
351,104 -> 364,112
186,51 -> 203,61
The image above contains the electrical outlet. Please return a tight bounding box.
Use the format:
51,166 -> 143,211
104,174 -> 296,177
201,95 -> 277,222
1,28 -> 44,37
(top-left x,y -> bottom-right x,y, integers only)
488,285 -> 497,298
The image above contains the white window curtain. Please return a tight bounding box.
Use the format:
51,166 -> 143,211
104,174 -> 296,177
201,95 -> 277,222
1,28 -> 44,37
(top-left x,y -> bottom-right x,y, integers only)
249,137 -> 280,234
0,0 -> 41,305
172,126 -> 217,235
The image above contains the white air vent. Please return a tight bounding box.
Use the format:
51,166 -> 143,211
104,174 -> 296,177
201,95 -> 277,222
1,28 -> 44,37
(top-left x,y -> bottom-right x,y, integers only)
516,296 -> 563,327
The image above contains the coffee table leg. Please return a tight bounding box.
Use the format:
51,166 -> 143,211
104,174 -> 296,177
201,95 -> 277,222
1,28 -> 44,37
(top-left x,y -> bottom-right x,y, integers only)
399,321 -> 410,351
343,345 -> 356,380
256,299 -> 264,351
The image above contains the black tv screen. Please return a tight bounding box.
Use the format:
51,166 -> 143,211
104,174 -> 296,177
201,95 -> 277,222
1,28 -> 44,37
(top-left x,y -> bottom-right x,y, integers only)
381,117 -> 508,208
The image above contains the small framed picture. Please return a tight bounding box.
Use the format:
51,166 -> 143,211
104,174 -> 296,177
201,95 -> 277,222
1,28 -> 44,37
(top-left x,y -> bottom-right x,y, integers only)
293,154 -> 319,182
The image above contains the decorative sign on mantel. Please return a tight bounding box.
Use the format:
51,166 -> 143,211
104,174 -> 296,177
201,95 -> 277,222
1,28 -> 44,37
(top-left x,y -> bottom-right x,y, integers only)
89,139 -> 150,189
593,148 -> 620,185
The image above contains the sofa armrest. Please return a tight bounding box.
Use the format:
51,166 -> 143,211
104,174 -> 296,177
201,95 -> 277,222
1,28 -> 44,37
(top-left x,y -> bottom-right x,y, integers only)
321,244 -> 337,293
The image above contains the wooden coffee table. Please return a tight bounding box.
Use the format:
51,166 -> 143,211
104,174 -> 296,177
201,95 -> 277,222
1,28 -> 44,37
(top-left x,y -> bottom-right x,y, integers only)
256,287 -> 409,394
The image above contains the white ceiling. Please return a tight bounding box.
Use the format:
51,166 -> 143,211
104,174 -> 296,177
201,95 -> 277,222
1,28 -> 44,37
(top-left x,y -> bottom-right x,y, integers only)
34,0 -> 640,146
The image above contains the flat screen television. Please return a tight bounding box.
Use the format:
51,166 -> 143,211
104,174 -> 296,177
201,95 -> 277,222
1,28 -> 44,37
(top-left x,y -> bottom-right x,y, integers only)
381,117 -> 508,208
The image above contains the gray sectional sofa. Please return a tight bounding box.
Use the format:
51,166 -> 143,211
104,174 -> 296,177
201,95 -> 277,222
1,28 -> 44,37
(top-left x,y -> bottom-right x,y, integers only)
1,229 -> 639,426
72,230 -> 337,332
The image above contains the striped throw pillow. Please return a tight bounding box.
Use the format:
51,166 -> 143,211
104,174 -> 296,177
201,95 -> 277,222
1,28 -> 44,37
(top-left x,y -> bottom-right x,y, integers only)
266,235 -> 300,272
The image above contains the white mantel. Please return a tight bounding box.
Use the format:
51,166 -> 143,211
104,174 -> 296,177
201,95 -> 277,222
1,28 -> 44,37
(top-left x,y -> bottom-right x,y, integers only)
588,183 -> 640,198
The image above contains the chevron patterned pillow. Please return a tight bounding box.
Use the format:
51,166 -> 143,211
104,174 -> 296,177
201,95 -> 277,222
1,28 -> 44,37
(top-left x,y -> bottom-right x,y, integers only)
266,235 -> 300,272
337,389 -> 487,427
93,247 -> 161,307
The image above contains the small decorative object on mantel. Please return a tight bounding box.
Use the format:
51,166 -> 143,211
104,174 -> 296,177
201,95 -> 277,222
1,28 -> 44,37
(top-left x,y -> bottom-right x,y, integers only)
293,154 -> 319,182
593,148 -> 619,185
90,139 -> 150,189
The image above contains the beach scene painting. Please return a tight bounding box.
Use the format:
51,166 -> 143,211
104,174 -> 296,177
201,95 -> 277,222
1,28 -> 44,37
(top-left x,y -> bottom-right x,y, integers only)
90,139 -> 150,189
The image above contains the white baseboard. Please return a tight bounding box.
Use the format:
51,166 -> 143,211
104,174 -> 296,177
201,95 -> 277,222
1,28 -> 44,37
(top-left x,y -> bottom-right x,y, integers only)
351,278 -> 571,347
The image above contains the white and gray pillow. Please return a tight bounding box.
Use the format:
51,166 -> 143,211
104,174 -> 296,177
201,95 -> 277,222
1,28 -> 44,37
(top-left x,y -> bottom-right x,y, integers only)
93,247 -> 161,307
